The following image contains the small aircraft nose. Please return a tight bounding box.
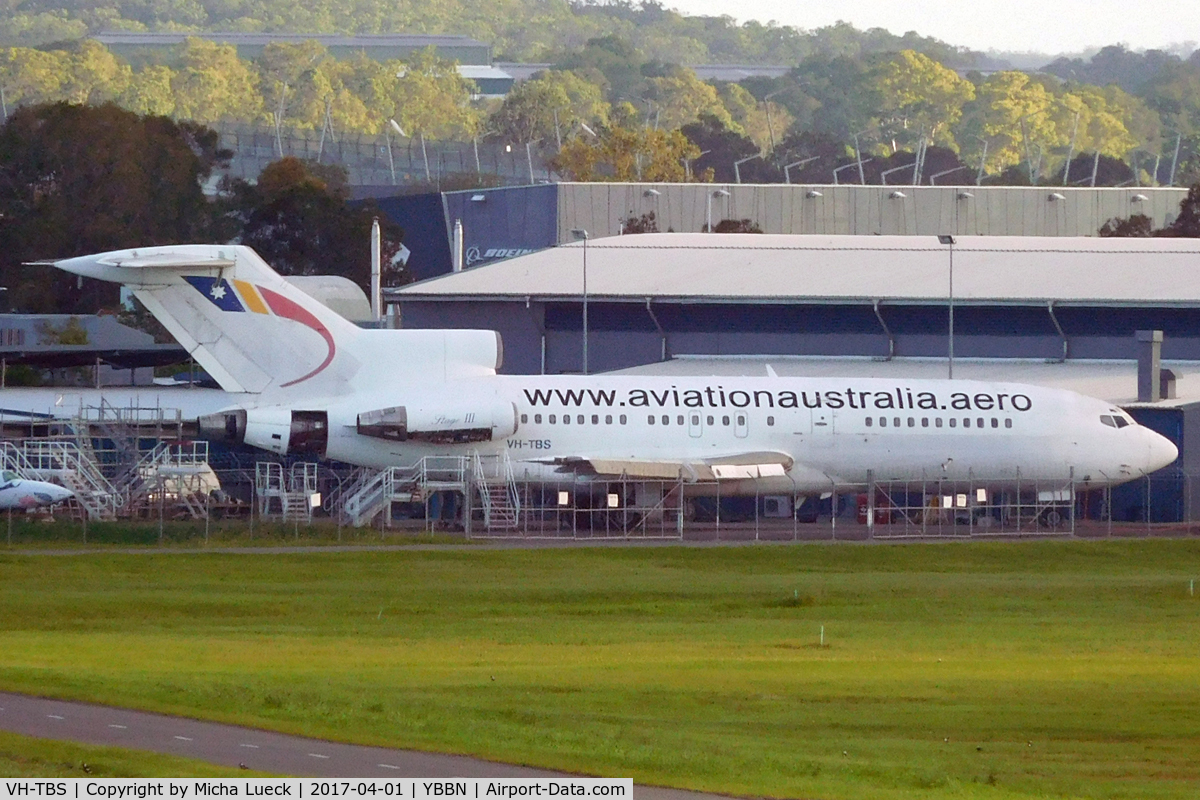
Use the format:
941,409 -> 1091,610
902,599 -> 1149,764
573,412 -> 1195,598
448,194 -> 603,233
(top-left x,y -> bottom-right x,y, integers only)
52,486 -> 75,503
1146,431 -> 1179,472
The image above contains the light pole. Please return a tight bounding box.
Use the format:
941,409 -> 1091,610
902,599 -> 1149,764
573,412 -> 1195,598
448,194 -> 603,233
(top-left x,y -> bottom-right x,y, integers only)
734,155 -> 761,184
784,156 -> 819,184
571,228 -> 590,374
938,235 -> 956,379
707,189 -> 730,232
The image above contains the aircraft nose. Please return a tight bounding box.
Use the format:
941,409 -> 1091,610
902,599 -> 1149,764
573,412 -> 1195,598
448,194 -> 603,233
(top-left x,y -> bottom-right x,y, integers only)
1146,431 -> 1179,472
53,486 -> 74,503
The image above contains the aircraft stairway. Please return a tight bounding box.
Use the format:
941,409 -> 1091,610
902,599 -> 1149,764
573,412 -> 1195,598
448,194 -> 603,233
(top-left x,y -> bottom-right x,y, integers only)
329,452 -> 520,531
256,462 -> 318,522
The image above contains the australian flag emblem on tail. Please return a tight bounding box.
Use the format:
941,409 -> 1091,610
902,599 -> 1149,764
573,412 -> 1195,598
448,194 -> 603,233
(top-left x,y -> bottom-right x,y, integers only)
184,276 -> 245,312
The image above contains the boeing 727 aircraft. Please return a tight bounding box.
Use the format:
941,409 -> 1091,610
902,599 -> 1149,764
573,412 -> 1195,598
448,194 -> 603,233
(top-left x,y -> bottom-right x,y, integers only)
39,245 -> 1178,496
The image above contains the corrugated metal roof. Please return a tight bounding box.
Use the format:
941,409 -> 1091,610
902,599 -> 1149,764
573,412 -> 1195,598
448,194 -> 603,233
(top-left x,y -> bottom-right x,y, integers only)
391,233 -> 1200,305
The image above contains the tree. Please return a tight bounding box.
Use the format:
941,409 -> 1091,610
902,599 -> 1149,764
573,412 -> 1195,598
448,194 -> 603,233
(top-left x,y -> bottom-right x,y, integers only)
257,40 -> 331,129
781,54 -> 881,141
717,82 -> 792,153
681,113 -> 774,182
388,48 -> 481,140
1099,214 -> 1155,237
554,35 -> 645,102
119,65 -> 177,117
0,103 -> 229,312
620,211 -> 659,233
221,157 -> 408,288
705,218 -> 763,233
489,69 -> 610,146
642,67 -> 733,131
57,39 -> 131,105
769,130 -> 850,183
170,38 -> 262,124
551,123 -> 698,181
959,71 -> 1062,177
874,50 -> 974,150
0,47 -> 66,110
1047,152 -> 1133,186
1167,183 -> 1200,236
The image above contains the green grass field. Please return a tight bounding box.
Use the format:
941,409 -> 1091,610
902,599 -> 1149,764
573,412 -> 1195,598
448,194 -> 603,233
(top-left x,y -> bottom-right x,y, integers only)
1,539 -> 1198,798
0,729 -> 269,778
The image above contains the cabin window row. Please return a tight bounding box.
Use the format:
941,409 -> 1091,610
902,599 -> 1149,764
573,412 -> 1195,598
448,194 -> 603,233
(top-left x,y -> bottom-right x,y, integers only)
518,412 -> 776,427
864,416 -> 1013,429
523,413 -> 629,425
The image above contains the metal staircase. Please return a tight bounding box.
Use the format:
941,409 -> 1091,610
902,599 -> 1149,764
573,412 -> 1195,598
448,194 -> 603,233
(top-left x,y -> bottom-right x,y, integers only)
119,441 -> 213,519
255,462 -> 319,522
16,440 -> 120,520
472,451 -> 520,530
330,452 -> 521,531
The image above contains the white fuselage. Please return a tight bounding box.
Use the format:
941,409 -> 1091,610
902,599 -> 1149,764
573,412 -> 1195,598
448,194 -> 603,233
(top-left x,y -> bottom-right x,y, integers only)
299,374 -> 1177,493
0,476 -> 74,509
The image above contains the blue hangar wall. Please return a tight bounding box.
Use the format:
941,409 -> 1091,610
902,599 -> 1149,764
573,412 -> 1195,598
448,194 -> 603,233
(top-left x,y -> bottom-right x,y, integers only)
368,184 -> 559,282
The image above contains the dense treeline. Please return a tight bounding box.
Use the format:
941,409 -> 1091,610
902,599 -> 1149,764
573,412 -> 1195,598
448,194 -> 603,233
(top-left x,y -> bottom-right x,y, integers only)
4,35 -> 1198,185
0,0 -> 981,67
3,2 -> 1200,185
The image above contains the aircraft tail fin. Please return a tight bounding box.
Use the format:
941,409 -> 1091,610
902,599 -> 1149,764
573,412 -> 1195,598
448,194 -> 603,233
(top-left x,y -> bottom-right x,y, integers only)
42,245 -> 363,395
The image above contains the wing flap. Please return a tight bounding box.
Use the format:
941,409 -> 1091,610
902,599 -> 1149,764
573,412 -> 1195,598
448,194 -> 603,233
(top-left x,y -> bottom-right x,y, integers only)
536,451 -> 795,481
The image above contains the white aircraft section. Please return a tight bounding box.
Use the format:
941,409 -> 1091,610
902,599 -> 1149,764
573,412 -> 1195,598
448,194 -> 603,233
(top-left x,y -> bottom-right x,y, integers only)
0,471 -> 73,509
612,357 -> 1200,408
41,244 -> 1180,496
42,246 -> 501,399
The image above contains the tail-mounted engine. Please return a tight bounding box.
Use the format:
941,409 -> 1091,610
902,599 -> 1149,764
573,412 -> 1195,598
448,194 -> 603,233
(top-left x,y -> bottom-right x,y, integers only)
357,399 -> 518,444
198,407 -> 328,456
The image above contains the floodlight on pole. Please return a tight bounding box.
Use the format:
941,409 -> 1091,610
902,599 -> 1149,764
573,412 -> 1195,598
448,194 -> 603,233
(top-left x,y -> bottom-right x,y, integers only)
734,155 -> 761,184
571,228 -> 590,375
706,189 -> 731,232
784,156 -> 819,184
388,119 -> 406,137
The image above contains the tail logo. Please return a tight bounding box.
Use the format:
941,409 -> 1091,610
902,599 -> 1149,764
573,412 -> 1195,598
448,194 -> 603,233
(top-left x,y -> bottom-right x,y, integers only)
185,276 -> 336,387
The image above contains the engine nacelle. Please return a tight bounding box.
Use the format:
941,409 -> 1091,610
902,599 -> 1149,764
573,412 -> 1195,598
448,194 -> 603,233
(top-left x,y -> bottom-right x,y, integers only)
357,398 -> 518,444
198,407 -> 329,457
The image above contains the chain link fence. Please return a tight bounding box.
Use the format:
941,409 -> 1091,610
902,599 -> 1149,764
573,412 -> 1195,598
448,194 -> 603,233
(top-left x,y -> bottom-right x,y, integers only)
214,123 -> 557,187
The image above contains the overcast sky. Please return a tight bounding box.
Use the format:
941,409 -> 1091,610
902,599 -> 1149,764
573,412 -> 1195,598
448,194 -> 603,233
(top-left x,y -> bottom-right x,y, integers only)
664,0 -> 1199,55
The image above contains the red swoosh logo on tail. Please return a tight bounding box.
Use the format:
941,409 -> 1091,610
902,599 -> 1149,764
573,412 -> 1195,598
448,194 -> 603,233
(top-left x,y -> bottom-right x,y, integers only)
257,286 -> 336,387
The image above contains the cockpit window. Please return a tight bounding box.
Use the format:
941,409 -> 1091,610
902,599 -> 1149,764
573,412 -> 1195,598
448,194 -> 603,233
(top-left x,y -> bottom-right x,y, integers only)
1114,417 -> 1130,428
1100,415 -> 1117,428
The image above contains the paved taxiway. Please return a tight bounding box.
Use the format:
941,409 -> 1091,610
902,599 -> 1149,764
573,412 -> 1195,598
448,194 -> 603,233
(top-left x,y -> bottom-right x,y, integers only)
0,693 -> 723,800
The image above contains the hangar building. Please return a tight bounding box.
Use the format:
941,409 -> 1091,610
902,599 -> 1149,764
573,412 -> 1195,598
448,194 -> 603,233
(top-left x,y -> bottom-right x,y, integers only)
390,233 -> 1200,521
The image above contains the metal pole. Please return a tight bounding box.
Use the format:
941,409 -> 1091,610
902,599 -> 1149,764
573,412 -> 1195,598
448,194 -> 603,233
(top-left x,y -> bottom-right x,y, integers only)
582,236 -> 588,375
1063,111 -> 1080,186
526,141 -> 535,183
421,134 -> 431,182
1169,133 -> 1182,187
385,130 -> 396,185
370,217 -> 381,322
948,241 -> 954,379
